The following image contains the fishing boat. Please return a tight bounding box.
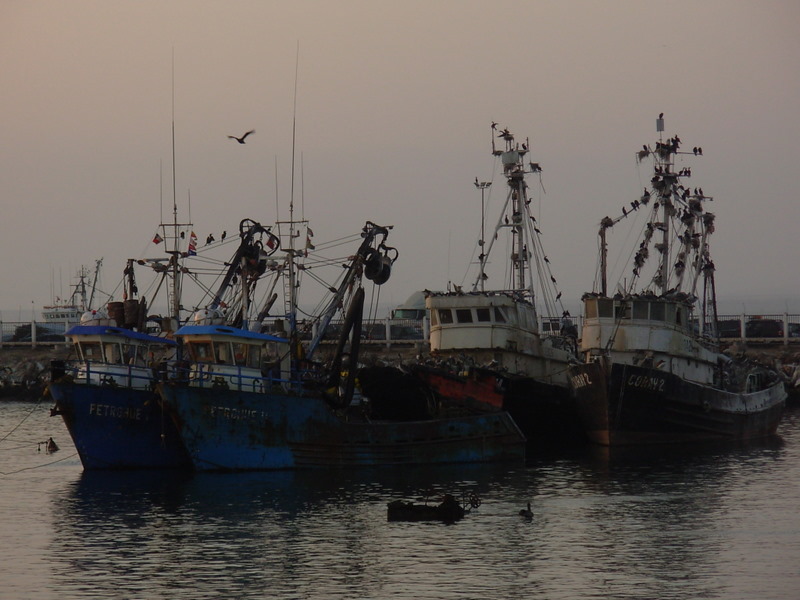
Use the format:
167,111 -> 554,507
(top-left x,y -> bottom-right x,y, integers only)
42,260 -> 104,325
47,207 -> 197,469
48,322 -> 187,468
156,220 -> 526,471
404,125 -> 580,441
568,115 -> 786,446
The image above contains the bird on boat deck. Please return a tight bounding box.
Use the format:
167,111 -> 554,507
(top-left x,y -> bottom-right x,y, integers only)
228,129 -> 255,144
519,502 -> 533,519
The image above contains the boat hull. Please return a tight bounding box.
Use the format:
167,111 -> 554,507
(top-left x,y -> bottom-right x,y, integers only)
157,384 -> 526,471
410,365 -> 584,445
49,381 -> 191,469
569,361 -> 786,446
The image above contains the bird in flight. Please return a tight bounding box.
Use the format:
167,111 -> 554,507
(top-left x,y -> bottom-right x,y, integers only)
228,130 -> 255,144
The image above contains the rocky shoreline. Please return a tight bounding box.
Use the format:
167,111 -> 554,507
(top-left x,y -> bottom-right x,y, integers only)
0,345 -> 69,400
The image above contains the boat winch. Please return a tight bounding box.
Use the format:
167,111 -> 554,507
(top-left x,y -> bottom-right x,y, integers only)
364,245 -> 398,285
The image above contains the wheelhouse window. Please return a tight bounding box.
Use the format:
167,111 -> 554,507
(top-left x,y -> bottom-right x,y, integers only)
632,301 -> 649,320
215,342 -> 233,364
650,302 -> 666,321
233,343 -> 248,366
77,341 -> 103,362
104,342 -> 123,364
665,303 -> 677,326
614,302 -> 631,320
597,299 -> 614,318
122,343 -> 143,366
476,308 -> 491,322
438,309 -> 454,324
455,309 -> 473,323
246,344 -> 262,369
232,342 -> 261,368
493,307 -> 506,323
188,341 -> 214,363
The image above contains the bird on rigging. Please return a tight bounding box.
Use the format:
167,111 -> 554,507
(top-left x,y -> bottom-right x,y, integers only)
228,130 -> 255,144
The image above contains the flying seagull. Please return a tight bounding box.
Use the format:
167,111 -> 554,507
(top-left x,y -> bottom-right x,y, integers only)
228,130 -> 255,144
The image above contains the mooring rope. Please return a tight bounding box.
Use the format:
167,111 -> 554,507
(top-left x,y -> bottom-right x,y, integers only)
0,450 -> 79,476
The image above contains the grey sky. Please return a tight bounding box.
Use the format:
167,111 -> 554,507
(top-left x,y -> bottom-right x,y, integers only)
3,0 -> 799,319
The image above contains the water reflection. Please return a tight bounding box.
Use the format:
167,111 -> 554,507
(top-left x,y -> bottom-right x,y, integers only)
48,464 -> 516,599
44,419 -> 798,600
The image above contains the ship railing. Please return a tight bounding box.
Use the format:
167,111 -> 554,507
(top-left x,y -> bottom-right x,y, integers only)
300,317 -> 430,348
166,363 -> 313,394
55,361 -> 158,390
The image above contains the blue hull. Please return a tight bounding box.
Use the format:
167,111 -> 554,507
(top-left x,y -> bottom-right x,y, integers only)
49,382 -> 192,470
158,384 -> 526,471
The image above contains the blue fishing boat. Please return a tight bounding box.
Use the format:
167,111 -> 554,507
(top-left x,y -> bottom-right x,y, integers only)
48,324 -> 190,469
47,206 -> 204,470
157,220 -> 526,471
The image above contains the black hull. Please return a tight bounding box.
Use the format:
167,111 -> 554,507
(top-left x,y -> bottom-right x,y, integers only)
569,361 -> 785,446
503,377 -> 586,446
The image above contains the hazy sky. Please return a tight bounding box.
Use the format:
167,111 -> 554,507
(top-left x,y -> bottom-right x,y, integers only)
3,0 -> 799,320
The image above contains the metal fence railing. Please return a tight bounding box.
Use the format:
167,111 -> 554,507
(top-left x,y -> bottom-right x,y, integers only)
4,313 -> 799,349
1,321 -> 75,347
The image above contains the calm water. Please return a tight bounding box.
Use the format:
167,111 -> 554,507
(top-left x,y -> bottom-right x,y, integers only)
1,400 -> 799,600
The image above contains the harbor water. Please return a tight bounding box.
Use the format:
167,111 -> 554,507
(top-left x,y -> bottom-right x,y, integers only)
1,399 -> 799,600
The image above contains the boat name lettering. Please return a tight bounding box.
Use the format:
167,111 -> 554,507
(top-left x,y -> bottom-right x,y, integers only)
207,406 -> 268,421
571,373 -> 592,389
627,374 -> 666,392
88,403 -> 143,421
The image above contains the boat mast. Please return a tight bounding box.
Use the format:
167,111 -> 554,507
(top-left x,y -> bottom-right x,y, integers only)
170,190 -> 182,321
599,219 -> 610,296
87,258 -> 103,311
169,51 -> 183,323
655,114 -> 671,296
477,125 -> 539,309
474,179 -> 491,292
73,266 -> 89,312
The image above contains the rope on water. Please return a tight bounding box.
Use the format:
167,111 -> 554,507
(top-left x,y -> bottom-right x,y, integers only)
0,450 -> 79,476
0,397 -> 44,443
